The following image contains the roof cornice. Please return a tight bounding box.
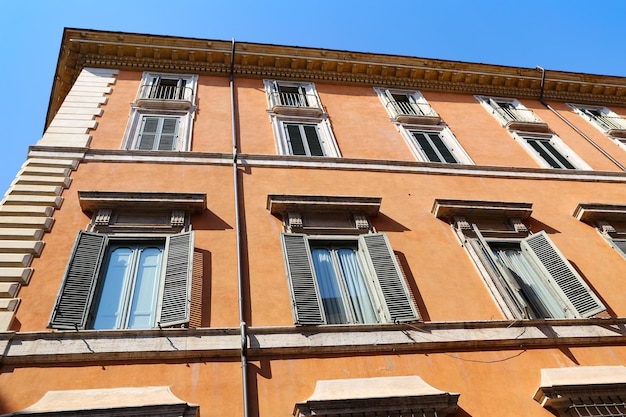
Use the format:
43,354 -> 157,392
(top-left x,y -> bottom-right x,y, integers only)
47,28 -> 626,128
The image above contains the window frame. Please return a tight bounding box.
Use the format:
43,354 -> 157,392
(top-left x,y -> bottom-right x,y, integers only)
476,95 -> 550,132
374,88 -> 441,124
281,232 -> 419,325
122,110 -> 193,151
48,230 -> 195,330
399,125 -> 473,164
137,72 -> 198,104
458,223 -> 605,320
511,131 -> 591,170
569,103 -> 626,143
264,79 -> 322,114
270,115 -> 340,157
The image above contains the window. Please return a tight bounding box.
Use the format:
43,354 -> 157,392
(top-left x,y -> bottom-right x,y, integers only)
569,104 -> 626,140
376,88 -> 472,164
433,199 -> 606,320
404,128 -> 472,164
574,202 -> 626,262
514,132 -> 589,170
282,233 -> 419,325
135,116 -> 180,151
265,80 -> 340,157
477,96 -> 550,132
123,72 -> 198,151
269,194 -> 419,325
48,191 -> 206,330
49,231 -> 194,330
375,88 -> 440,124
534,366 -> 626,417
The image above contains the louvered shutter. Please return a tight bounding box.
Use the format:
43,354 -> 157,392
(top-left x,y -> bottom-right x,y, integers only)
137,117 -> 159,150
158,231 -> 194,327
157,117 -> 179,151
359,233 -> 419,322
522,231 -> 606,318
48,231 -> 107,329
281,233 -> 325,325
613,239 -> 626,256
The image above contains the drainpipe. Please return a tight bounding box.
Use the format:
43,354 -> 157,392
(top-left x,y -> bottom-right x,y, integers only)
230,38 -> 250,417
535,66 -> 626,171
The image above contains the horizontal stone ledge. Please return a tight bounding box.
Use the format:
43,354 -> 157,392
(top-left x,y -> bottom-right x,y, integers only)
0,205 -> 55,217
19,166 -> 72,177
0,267 -> 33,283
0,228 -> 45,240
12,175 -> 72,188
24,158 -> 80,170
0,240 -> 44,255
1,195 -> 63,208
0,217 -> 54,231
2,318 -> 626,365
7,184 -> 64,196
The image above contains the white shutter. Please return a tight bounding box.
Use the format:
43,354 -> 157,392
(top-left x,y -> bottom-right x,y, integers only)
521,231 -> 606,318
48,231 -> 108,330
359,233 -> 419,322
281,233 -> 325,325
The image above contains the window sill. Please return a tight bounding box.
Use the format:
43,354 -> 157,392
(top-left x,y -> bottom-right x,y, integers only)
135,97 -> 194,110
505,120 -> 551,132
270,104 -> 324,117
394,114 -> 441,125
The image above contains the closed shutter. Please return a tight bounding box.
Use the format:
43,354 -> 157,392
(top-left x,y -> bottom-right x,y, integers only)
137,117 -> 159,150
359,233 -> 419,322
157,117 -> 179,151
48,231 -> 107,329
613,239 -> 626,256
303,125 -> 324,156
158,231 -> 194,327
281,233 -> 325,325
522,231 -> 606,318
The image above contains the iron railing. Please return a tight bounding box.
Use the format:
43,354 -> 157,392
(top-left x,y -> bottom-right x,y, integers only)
389,100 -> 438,118
269,91 -> 321,108
138,84 -> 194,101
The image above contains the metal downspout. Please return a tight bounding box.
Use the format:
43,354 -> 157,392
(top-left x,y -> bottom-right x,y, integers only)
230,38 -> 250,417
535,66 -> 626,171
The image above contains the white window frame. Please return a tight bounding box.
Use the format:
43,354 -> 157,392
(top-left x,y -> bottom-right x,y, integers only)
476,95 -> 547,127
264,79 -> 322,112
456,223 -> 605,320
569,103 -> 626,144
374,88 -> 440,123
511,131 -> 591,170
270,114 -> 340,157
399,125 -> 473,164
137,72 -> 198,103
122,110 -> 193,151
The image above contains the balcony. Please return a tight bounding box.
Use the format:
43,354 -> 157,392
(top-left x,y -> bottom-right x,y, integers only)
494,106 -> 550,132
136,84 -> 195,109
387,100 -> 440,125
595,115 -> 626,138
268,91 -> 323,116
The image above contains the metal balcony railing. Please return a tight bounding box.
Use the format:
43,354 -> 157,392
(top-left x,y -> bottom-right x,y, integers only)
494,106 -> 542,124
389,100 -> 438,118
138,84 -> 194,102
270,91 -> 321,109
594,114 -> 626,132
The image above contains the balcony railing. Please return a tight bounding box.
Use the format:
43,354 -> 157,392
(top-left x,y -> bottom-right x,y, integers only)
268,91 -> 323,116
136,85 -> 195,109
594,115 -> 626,137
492,105 -> 550,132
387,100 -> 440,124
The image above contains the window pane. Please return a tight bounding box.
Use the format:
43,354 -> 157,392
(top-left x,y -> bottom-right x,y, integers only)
526,139 -> 574,169
311,248 -> 347,324
157,118 -> 178,151
137,117 -> 159,150
127,247 -> 163,329
337,248 -> 377,324
412,132 -> 440,162
429,132 -> 457,163
92,247 -> 133,330
541,141 -> 575,169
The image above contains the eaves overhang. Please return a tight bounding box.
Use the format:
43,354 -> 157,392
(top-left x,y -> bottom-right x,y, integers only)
48,28 -> 626,130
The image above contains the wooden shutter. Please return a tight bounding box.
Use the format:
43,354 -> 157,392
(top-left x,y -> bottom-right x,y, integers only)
158,231 -> 194,327
281,233 -> 325,325
521,231 -> 606,318
48,231 -> 107,329
157,117 -> 179,151
359,233 -> 419,322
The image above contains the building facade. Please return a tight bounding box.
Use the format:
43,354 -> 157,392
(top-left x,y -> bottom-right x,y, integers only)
2,28 -> 626,416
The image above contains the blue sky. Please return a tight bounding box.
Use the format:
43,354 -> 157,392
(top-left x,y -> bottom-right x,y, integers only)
1,1 -> 625,194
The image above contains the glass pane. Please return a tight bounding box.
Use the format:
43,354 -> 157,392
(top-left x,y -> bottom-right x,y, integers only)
304,125 -> 324,156
542,141 -> 576,169
337,248 -> 377,324
311,248 -> 347,324
412,132 -> 441,162
127,247 -> 163,329
92,247 -> 133,330
429,132 -> 458,163
527,139 -> 563,169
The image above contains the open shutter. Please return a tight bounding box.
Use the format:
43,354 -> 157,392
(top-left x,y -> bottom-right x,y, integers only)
521,231 -> 606,318
281,233 -> 325,325
158,231 -> 195,327
359,233 -> 419,322
48,231 -> 107,330
470,225 -> 530,319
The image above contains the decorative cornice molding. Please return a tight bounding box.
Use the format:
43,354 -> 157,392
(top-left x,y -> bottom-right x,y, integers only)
48,28 -> 626,129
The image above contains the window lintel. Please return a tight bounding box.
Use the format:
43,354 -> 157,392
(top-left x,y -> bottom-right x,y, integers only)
267,194 -> 381,217
78,191 -> 207,214
432,199 -> 533,222
574,202 -> 626,224
293,376 -> 459,417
